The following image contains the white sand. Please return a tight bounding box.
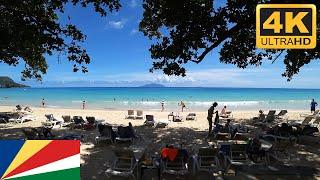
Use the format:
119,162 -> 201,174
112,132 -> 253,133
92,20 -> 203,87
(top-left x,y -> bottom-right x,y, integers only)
0,105 -> 309,130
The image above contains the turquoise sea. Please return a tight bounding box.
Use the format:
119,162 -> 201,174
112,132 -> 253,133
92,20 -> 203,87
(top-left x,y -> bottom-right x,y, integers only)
0,87 -> 319,111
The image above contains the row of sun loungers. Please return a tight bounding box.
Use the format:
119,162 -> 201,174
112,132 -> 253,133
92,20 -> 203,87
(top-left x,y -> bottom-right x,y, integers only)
95,124 -> 135,144
125,110 -> 144,119
105,138 -> 287,179
125,110 -> 198,122
0,112 -> 36,124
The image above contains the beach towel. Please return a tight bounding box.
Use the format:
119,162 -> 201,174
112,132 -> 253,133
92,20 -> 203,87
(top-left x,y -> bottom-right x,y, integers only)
161,148 -> 179,161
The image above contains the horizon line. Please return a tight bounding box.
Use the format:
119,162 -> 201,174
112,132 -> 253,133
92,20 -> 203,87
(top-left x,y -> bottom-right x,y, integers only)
15,86 -> 320,90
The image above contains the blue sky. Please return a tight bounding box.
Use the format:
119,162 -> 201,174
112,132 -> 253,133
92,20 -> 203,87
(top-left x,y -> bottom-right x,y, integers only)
1,0 -> 320,88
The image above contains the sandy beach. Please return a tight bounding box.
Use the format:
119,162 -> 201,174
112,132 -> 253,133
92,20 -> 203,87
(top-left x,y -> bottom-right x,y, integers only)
0,105 -> 319,179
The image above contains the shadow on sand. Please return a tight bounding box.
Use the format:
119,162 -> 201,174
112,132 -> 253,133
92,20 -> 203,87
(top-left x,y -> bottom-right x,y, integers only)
0,123 -> 319,180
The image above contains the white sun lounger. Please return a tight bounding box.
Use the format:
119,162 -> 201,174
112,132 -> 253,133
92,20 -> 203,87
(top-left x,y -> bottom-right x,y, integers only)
9,115 -> 35,124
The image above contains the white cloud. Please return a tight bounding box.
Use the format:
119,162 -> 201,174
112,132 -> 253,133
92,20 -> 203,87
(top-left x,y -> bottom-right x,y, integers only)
108,19 -> 126,29
128,0 -> 137,8
29,67 -> 320,88
130,29 -> 138,35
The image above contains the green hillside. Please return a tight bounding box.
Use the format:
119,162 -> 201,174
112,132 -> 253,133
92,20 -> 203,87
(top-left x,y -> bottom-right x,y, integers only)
0,76 -> 29,88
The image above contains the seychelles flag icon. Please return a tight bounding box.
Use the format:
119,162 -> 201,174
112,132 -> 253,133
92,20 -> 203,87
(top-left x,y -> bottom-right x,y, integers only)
0,140 -> 80,180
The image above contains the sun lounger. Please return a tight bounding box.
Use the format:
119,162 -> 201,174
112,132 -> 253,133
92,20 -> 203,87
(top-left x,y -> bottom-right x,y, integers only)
300,109 -> 319,118
161,149 -> 189,176
225,143 -> 252,171
262,134 -> 297,145
144,115 -> 155,127
96,125 -> 114,144
125,110 -> 135,119
275,110 -> 288,120
266,138 -> 293,162
105,149 -> 138,179
73,116 -> 85,124
22,128 -> 40,140
115,126 -> 134,143
61,115 -> 72,127
193,147 -> 220,175
62,115 -> 71,122
0,117 -> 8,124
172,115 -> 183,122
220,111 -> 232,118
82,116 -> 96,130
264,110 -> 276,123
312,116 -> 320,125
44,114 -> 63,127
215,133 -> 231,140
232,133 -> 249,141
136,110 -> 143,119
287,115 -> 314,126
186,113 -> 197,121
155,119 -> 168,128
9,114 -> 35,124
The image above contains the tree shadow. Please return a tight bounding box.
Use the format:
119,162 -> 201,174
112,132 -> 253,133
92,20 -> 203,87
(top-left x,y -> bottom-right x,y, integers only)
1,123 -> 319,180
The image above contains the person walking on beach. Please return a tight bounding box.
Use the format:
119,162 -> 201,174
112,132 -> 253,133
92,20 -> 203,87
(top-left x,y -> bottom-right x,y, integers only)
207,102 -> 218,136
82,100 -> 86,110
41,98 -> 45,108
311,99 -> 318,113
161,100 -> 165,111
179,101 -> 186,112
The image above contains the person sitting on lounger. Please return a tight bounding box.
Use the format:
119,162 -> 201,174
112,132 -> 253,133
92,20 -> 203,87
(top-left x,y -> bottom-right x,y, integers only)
221,119 -> 232,133
127,122 -> 137,138
258,110 -> 265,122
247,137 -> 265,162
220,106 -> 229,118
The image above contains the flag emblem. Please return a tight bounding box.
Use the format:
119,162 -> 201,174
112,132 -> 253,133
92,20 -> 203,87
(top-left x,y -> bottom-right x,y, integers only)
0,140 -> 80,180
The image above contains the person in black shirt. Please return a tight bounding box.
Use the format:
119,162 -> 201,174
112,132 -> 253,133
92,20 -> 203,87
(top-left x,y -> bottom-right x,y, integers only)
207,102 -> 218,136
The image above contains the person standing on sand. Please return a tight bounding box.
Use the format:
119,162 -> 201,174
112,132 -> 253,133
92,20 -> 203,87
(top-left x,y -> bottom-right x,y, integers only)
311,99 -> 318,113
82,100 -> 86,110
207,102 -> 218,136
179,101 -> 186,112
161,100 -> 165,111
41,98 -> 45,108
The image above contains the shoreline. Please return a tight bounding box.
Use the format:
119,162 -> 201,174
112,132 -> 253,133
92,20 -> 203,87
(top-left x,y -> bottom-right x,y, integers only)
0,105 -> 310,113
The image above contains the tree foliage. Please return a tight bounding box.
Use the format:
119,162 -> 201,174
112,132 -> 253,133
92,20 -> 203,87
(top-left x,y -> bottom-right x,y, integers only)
140,0 -> 320,80
0,0 -> 120,80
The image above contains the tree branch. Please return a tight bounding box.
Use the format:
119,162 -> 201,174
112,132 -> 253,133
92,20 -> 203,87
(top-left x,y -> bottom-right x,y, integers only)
272,50 -> 284,64
190,23 -> 242,64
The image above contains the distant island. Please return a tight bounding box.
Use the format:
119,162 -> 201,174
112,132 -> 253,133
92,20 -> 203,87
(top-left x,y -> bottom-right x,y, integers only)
0,76 -> 29,88
139,83 -> 165,88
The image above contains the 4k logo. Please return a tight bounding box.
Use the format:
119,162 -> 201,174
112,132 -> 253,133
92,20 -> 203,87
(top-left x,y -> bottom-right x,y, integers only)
256,4 -> 317,49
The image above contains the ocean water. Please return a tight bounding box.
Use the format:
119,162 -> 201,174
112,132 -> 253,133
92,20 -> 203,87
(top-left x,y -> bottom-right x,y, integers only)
0,87 -> 319,111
